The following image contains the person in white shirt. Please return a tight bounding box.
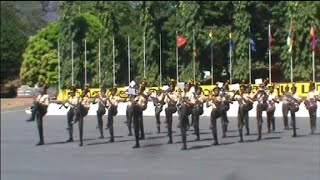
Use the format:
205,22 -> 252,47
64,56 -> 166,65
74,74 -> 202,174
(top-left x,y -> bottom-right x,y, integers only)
233,85 -> 254,142
26,84 -> 50,146
289,85 -> 302,137
281,85 -> 291,130
105,85 -> 120,142
63,85 -> 79,143
266,85 -> 279,133
305,82 -> 319,134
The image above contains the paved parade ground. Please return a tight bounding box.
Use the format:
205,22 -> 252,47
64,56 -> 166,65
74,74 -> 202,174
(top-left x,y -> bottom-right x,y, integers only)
1,109 -> 320,180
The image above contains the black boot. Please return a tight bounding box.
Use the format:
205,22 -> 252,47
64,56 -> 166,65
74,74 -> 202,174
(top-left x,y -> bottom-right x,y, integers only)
157,124 -> 160,134
181,128 -> 187,150
133,132 -> 140,148
238,129 -> 243,143
257,125 -> 262,140
109,127 -> 114,142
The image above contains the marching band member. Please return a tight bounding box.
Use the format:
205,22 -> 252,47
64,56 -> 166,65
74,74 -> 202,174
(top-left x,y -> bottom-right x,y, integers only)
177,82 -> 195,150
125,80 -> 137,136
26,84 -> 50,145
164,79 -> 179,144
220,82 -> 232,138
151,86 -> 165,133
253,83 -> 268,140
233,85 -> 253,142
266,84 -> 279,133
93,86 -> 107,139
191,86 -> 204,141
305,82 -> 319,134
282,85 -> 291,130
131,84 -> 148,148
105,85 -> 120,142
244,85 -> 254,135
288,85 -> 302,137
62,84 -> 78,143
206,86 -> 223,146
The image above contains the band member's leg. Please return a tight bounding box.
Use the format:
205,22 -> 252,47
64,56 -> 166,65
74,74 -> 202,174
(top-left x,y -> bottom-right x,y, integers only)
282,104 -> 289,130
290,109 -> 297,137
132,107 -> 141,148
155,106 -> 162,133
256,104 -> 263,140
126,105 -> 133,136
270,109 -> 276,132
192,106 -> 201,141
97,108 -> 105,139
26,103 -> 39,122
308,108 -> 317,134
78,106 -> 87,147
139,114 -> 145,140
165,105 -> 176,144
66,108 -> 74,142
221,112 -> 227,138
267,111 -> 272,133
179,105 -> 189,150
244,110 -> 250,135
36,111 -> 44,145
107,107 -> 116,142
238,106 -> 245,142
210,109 -> 219,145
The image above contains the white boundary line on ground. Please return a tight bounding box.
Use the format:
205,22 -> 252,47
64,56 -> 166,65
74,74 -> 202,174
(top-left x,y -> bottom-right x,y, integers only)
1,109 -> 27,114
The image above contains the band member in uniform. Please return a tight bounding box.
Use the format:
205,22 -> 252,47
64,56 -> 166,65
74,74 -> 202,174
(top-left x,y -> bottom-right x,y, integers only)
131,84 -> 148,148
288,85 -> 302,137
282,85 -> 291,130
220,81 -> 231,137
126,80 -> 138,136
72,86 -> 91,146
62,84 -> 78,142
207,87 -> 223,146
93,86 -> 107,139
177,83 -> 195,150
253,83 -> 268,140
164,79 -> 178,144
244,85 -> 254,135
105,85 -> 120,142
233,85 -> 253,142
191,86 -> 204,141
266,84 -> 279,133
151,87 -> 165,133
305,82 -> 319,134
26,84 -> 50,145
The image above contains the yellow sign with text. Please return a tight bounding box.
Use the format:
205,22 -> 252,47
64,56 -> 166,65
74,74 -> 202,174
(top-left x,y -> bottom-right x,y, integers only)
57,82 -> 319,102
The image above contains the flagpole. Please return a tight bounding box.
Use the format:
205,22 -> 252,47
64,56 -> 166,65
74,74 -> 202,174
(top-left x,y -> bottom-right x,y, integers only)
84,39 -> 87,85
98,38 -> 101,88
128,36 -> 131,85
249,26 -> 252,84
211,36 -> 213,86
159,33 -> 162,86
268,24 -> 272,84
113,36 -> 115,85
58,41 -> 60,90
291,56 -> 293,83
176,31 -> 179,82
229,41 -> 232,84
71,41 -> 74,85
312,51 -> 315,82
143,32 -> 146,79
193,29 -> 196,82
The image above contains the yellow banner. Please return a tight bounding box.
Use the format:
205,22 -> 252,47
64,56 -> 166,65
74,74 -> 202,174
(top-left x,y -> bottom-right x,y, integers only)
57,82 -> 319,101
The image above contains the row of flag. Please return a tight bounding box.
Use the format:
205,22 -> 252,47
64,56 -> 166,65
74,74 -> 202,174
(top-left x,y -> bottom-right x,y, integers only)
177,24 -> 318,54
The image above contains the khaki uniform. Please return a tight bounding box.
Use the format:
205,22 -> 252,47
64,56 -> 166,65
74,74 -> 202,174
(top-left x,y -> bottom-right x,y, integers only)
306,90 -> 319,134
282,92 -> 291,130
132,94 -> 148,148
164,91 -> 179,144
34,93 -> 50,145
234,93 -> 252,142
106,95 -> 120,142
95,96 -> 107,139
191,93 -> 204,140
207,95 -> 223,145
266,92 -> 278,133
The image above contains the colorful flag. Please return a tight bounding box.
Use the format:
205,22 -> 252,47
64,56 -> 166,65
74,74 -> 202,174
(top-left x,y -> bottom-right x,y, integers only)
177,35 -> 188,49
287,23 -> 295,53
209,30 -> 214,40
310,25 -> 318,52
229,32 -> 234,52
249,28 -> 256,52
268,25 -> 275,49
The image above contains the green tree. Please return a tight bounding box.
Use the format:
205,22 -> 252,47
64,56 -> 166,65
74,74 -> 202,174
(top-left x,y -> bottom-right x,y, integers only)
0,2 -> 28,83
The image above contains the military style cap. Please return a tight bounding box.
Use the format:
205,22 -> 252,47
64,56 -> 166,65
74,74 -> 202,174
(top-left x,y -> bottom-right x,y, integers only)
169,79 -> 177,85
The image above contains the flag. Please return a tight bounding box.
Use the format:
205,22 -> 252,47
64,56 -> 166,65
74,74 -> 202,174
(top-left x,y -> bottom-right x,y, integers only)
249,28 -> 256,52
310,25 -> 318,52
177,35 -> 188,49
268,25 -> 275,49
209,30 -> 214,40
229,32 -> 234,52
287,23 -> 295,53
